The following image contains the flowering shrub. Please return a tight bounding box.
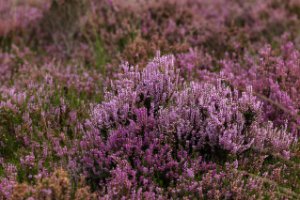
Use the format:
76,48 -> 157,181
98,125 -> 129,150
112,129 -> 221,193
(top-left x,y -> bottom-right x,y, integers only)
78,55 -> 295,197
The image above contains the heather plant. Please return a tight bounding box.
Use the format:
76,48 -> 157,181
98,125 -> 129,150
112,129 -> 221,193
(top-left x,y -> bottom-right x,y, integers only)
78,54 -> 295,198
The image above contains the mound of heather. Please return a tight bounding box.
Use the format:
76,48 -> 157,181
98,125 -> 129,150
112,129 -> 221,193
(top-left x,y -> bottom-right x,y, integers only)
77,54 -> 295,199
